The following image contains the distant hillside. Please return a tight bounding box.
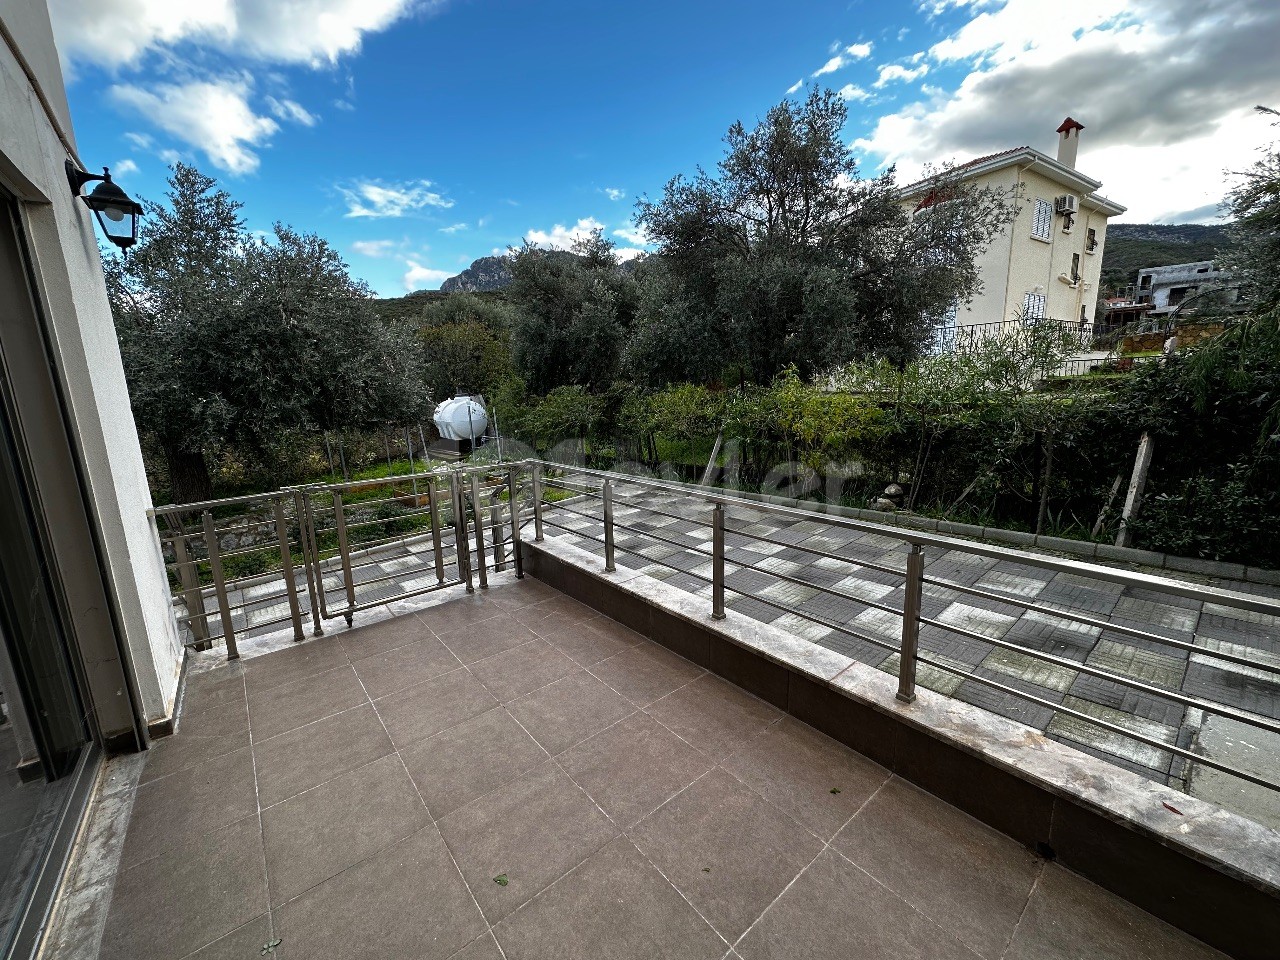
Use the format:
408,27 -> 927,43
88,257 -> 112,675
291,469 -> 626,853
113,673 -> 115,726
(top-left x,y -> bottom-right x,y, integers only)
441,256 -> 513,293
371,289 -> 452,324
439,250 -> 647,294
1101,223 -> 1231,292
372,287 -> 513,325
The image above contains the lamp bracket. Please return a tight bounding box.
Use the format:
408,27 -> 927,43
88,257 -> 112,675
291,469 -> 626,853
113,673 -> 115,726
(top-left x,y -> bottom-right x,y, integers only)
65,159 -> 109,197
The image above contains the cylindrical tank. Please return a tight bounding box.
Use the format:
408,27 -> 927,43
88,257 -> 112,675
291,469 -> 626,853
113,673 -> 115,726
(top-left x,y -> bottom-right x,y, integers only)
433,396 -> 489,441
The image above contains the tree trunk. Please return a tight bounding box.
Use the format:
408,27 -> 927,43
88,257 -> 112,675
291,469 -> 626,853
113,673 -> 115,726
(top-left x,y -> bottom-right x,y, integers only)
1035,432 -> 1055,536
163,443 -> 213,505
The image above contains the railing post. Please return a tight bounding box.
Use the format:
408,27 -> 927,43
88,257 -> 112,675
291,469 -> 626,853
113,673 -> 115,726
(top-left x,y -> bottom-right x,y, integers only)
201,510 -> 238,660
298,490 -> 325,634
274,497 -> 304,642
532,463 -> 544,542
490,502 -> 506,572
427,477 -> 446,585
602,477 -> 616,573
469,472 -> 489,589
171,523 -> 211,650
507,466 -> 524,579
332,491 -> 356,626
897,544 -> 924,703
451,472 -> 473,593
712,503 -> 725,620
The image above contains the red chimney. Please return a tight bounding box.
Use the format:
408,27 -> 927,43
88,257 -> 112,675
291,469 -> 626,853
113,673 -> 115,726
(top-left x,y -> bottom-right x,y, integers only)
1056,117 -> 1084,168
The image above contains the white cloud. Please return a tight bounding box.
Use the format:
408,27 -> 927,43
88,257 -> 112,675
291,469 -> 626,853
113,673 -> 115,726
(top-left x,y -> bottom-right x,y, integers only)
813,56 -> 845,78
811,42 -> 874,77
917,0 -> 998,18
352,239 -> 396,257
525,216 -> 604,249
48,0 -> 426,69
873,63 -> 929,88
786,79 -> 804,95
855,0 -> 1280,222
341,179 -> 454,218
402,259 -> 453,292
111,76 -> 278,174
837,83 -> 872,102
602,187 -> 626,201
265,96 -> 317,126
612,225 -> 650,246
614,247 -> 647,262
333,99 -> 356,111
439,222 -> 468,234
113,158 -> 139,177
124,131 -> 153,150
158,148 -> 183,165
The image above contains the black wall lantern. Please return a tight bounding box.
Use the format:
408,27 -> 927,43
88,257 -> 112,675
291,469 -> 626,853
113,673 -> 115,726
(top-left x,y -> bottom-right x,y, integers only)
65,160 -> 143,252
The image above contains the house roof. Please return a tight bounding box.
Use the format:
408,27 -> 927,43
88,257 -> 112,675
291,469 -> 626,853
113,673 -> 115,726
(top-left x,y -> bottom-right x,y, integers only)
899,145 -> 1127,216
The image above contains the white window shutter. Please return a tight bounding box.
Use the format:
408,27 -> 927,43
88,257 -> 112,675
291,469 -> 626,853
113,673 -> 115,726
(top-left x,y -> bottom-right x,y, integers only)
1031,199 -> 1053,240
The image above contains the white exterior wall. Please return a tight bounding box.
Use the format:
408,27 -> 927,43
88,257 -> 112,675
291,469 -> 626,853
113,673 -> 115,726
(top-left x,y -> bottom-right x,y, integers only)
0,1 -> 183,727
1137,261 -> 1228,311
954,165 -> 1110,329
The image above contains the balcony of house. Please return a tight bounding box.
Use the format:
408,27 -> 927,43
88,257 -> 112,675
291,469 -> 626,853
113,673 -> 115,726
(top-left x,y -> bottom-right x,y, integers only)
43,462 -> 1280,960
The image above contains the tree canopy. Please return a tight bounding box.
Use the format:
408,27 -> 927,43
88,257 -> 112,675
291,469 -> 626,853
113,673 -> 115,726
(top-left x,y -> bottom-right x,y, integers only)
507,231 -> 639,391
1226,106 -> 1280,311
633,89 -> 1015,383
412,293 -> 516,400
107,163 -> 426,502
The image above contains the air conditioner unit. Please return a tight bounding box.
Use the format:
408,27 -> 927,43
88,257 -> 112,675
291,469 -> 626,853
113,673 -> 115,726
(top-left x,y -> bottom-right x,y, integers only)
1055,194 -> 1078,215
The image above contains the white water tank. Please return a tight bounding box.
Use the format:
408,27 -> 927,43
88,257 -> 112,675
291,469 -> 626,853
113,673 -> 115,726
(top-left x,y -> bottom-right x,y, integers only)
433,396 -> 489,441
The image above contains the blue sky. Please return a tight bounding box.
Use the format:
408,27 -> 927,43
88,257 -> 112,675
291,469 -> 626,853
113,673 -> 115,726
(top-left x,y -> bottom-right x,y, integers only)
51,0 -> 1280,297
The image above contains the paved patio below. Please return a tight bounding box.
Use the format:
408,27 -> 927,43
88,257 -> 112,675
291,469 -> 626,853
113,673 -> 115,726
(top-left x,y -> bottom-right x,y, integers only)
64,578 -> 1226,959
542,484 -> 1280,825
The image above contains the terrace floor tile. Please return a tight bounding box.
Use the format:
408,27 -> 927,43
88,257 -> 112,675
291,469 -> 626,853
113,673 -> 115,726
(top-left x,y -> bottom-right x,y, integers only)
559,713 -> 713,828
506,670 -> 636,755
833,777 -> 1042,959
629,767 -> 823,941
273,827 -> 485,960
400,707 -> 546,818
735,847 -> 982,960
372,667 -> 499,749
492,837 -> 724,960
719,717 -> 890,841
439,762 -> 618,923
262,753 -> 430,906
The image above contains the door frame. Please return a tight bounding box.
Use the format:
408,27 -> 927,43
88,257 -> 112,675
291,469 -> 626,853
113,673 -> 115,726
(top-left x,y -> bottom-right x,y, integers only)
0,187 -> 146,754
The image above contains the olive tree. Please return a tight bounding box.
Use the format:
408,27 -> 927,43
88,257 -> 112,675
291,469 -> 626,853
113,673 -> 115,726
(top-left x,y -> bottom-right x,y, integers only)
507,230 -> 639,391
1225,106 -> 1280,310
633,88 -> 1015,384
107,163 -> 426,502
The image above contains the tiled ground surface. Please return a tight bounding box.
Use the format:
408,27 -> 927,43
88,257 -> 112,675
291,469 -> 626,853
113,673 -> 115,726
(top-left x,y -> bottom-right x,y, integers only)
75,580 -> 1226,960
541,485 -> 1280,798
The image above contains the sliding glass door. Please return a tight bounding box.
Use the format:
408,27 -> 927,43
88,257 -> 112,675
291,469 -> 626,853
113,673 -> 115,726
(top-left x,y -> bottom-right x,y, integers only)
0,195 -> 98,959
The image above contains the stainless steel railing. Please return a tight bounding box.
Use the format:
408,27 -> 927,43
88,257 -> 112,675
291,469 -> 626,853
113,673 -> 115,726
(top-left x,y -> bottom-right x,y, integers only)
524,459 -> 1280,794
150,457 -> 1280,794
149,462 -> 529,658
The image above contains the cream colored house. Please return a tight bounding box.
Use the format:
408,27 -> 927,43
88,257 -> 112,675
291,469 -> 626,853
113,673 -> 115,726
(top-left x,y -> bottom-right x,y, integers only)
901,118 -> 1127,345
